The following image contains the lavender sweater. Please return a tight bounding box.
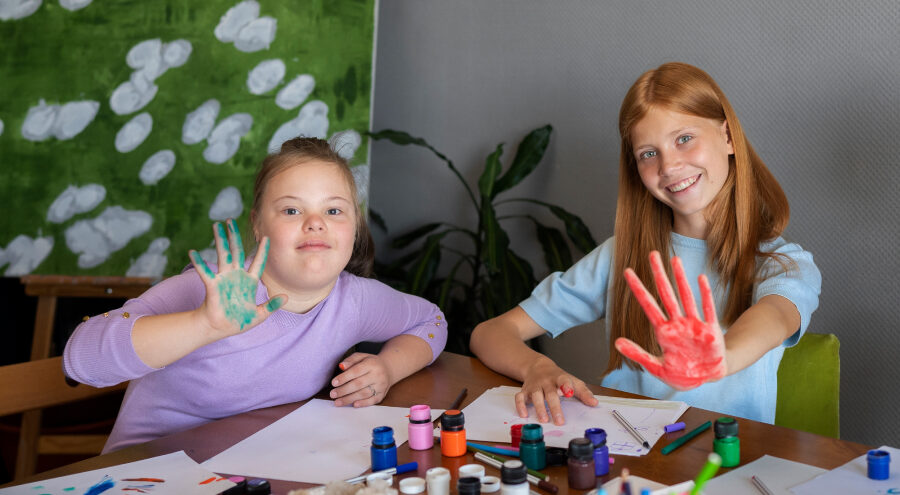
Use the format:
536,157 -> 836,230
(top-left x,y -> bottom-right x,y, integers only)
63,269 -> 448,453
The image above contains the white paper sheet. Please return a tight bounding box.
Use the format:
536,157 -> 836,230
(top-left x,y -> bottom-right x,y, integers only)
703,454 -> 825,494
0,451 -> 232,495
450,386 -> 688,456
202,399 -> 443,484
790,445 -> 900,495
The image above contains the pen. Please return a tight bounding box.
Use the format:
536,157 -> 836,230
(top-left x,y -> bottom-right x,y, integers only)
612,409 -> 650,449
474,452 -> 558,494
750,475 -> 774,495
689,452 -> 722,495
467,445 -> 547,480
449,387 -> 468,410
661,421 -> 711,455
344,461 -> 418,484
468,441 -> 520,457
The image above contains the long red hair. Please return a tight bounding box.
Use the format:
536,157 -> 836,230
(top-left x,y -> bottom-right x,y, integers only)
605,62 -> 790,374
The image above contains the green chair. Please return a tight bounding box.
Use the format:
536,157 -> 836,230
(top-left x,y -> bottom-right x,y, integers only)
775,332 -> 840,438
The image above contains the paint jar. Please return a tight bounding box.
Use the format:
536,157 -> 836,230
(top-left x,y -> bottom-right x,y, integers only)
868,449 -> 891,480
458,476 -> 482,495
567,437 -> 596,490
712,417 -> 740,468
440,409 -> 467,457
408,404 -> 434,450
481,475 -> 501,493
519,424 -> 546,470
426,467 -> 451,495
585,427 -> 610,476
510,424 -> 523,447
366,471 -> 393,489
371,425 -> 398,471
500,459 -> 530,495
459,463 -> 486,480
245,478 -> 271,495
399,477 -> 426,494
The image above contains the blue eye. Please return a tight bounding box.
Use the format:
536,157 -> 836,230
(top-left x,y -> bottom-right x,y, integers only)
326,208 -> 342,215
677,135 -> 693,144
284,208 -> 299,215
639,150 -> 657,160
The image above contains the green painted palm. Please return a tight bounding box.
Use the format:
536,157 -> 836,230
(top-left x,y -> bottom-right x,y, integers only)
370,125 -> 597,354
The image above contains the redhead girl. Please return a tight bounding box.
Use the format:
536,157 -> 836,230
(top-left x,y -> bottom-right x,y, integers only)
64,137 -> 447,452
470,62 -> 820,425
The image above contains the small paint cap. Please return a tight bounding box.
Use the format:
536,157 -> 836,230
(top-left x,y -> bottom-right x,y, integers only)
245,478 -> 271,495
366,471 -> 393,489
568,437 -> 594,461
372,425 -> 396,445
457,476 -> 481,495
441,410 -> 465,431
521,423 -> 543,441
664,422 -> 686,434
500,460 -> 528,485
409,404 -> 431,422
868,449 -> 891,480
459,463 -> 486,480
545,446 -> 568,466
480,475 -> 501,493
510,424 -> 524,447
714,417 -> 738,438
585,427 -> 607,447
399,477 -> 426,494
426,467 -> 451,495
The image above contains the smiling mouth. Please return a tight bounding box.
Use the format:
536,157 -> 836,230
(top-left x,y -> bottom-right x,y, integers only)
666,175 -> 700,193
297,240 -> 330,250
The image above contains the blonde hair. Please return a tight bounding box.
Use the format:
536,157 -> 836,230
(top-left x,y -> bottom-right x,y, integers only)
606,62 -> 790,374
250,137 -> 374,277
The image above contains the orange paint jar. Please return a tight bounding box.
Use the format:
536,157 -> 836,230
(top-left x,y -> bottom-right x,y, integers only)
440,409 -> 466,457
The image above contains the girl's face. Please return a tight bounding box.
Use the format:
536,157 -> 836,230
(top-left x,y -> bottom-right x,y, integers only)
631,106 -> 734,238
254,159 -> 357,298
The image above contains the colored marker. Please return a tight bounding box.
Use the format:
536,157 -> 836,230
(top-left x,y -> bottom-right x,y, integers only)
449,388 -> 468,410
612,409 -> 649,449
467,445 -> 547,480
661,420 -> 712,455
663,421 -> 686,433
468,441 -> 520,457
690,452 -> 722,495
345,462 -> 418,484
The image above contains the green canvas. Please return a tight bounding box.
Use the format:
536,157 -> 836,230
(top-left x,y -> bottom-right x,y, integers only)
0,0 -> 374,278
775,332 -> 840,438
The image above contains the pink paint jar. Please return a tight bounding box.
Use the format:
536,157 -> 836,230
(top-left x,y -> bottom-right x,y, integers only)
408,404 -> 434,450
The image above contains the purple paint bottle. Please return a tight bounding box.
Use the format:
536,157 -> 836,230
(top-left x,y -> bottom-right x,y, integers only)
408,404 -> 434,450
585,427 -> 610,476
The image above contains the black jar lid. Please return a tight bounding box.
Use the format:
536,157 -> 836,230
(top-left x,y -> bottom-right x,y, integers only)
500,459 -> 528,485
714,417 -> 739,438
568,437 -> 594,461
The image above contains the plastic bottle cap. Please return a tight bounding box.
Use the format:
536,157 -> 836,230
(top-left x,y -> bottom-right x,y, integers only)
481,476 -> 501,493
500,459 -> 528,485
245,478 -> 271,495
545,447 -> 568,466
584,428 -> 607,447
372,426 -> 395,445
714,417 -> 739,438
568,437 -> 594,461
441,410 -> 465,431
510,424 -> 524,447
521,423 -> 544,441
459,464 -> 486,480
410,404 -> 432,423
457,476 -> 481,495
399,477 -> 426,494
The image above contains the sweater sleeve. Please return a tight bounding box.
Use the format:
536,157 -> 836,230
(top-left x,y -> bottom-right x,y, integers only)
62,269 -> 206,387
754,240 -> 822,347
349,276 -> 448,363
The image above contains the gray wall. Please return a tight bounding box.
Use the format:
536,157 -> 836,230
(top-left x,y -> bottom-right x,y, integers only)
369,1 -> 900,447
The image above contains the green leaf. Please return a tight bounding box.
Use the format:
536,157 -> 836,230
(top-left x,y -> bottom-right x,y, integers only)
548,205 -> 598,253
407,232 -> 447,294
535,224 -> 573,272
478,144 -> 504,200
480,202 -> 510,274
368,208 -> 388,233
437,258 -> 467,309
485,250 -> 536,318
391,223 -> 443,249
493,125 -> 552,195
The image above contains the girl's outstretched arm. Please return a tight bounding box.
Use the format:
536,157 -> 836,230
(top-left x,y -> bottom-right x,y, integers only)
614,251 -> 799,390
471,307 -> 598,425
131,219 -> 285,368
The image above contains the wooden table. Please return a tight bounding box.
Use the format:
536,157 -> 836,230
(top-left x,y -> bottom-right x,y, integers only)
5,352 -> 870,494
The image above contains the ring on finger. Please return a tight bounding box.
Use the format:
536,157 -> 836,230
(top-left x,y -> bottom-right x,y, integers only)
368,384 -> 377,398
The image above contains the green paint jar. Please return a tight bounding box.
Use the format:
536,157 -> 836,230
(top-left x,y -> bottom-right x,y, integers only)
713,417 -> 740,467
519,424 -> 546,470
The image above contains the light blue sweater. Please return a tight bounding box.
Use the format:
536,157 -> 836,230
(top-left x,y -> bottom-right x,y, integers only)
520,233 -> 821,423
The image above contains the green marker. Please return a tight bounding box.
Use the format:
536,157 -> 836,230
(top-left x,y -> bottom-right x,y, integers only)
690,452 -> 722,495
661,420 -> 711,455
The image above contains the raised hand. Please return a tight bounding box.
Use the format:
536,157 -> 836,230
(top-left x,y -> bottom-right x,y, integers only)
614,251 -> 726,390
189,218 -> 285,337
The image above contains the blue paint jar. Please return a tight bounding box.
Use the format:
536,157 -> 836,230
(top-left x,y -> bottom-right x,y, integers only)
868,449 -> 890,480
585,427 -> 610,476
371,426 -> 398,472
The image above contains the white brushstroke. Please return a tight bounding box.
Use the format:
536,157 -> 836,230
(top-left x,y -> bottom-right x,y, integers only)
162,39 -> 192,68
182,99 -> 220,145
276,74 -> 315,110
203,113 -> 252,164
329,129 -> 362,161
198,247 -> 217,267
139,150 -> 176,185
0,118 -> 4,136
0,234 -> 53,276
65,206 -> 153,268
267,100 -> 329,153
351,164 -> 370,205
209,186 -> 243,220
21,100 -> 58,141
115,112 -> 153,152
127,237 -> 170,279
47,184 -> 106,223
247,59 -> 285,95
214,0 -> 259,43
52,100 -> 99,139
234,16 -> 276,52
59,0 -> 91,11
0,0 -> 41,20
126,39 -> 162,70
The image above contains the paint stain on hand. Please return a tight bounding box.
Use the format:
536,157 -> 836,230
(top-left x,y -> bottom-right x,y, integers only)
217,269 -> 258,331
